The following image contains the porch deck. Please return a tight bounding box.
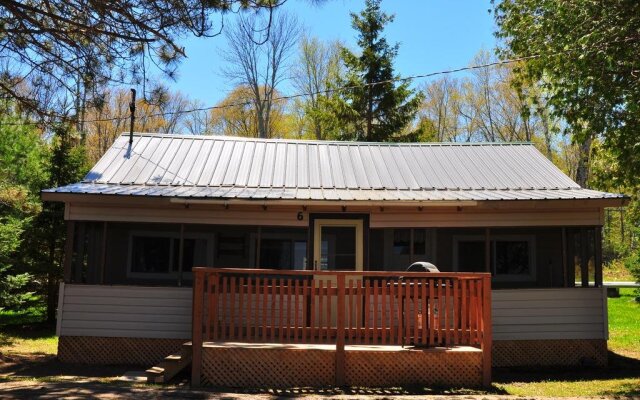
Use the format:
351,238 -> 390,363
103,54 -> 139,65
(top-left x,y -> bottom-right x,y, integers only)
191,268 -> 492,388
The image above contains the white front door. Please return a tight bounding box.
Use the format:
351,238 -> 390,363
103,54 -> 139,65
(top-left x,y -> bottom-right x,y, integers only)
313,219 -> 363,272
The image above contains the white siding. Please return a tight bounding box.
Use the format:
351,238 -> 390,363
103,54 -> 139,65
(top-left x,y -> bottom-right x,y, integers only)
58,285 -> 608,341
492,288 -> 607,340
59,284 -> 192,339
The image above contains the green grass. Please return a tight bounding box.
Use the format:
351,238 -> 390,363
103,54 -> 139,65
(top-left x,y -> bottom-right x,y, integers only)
0,304 -> 57,356
608,288 -> 640,357
494,288 -> 640,397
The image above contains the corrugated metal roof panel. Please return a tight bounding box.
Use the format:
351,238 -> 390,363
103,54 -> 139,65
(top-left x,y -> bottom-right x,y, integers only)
46,133 -> 626,202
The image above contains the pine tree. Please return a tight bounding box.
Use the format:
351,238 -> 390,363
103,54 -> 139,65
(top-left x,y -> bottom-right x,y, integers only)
335,0 -> 423,142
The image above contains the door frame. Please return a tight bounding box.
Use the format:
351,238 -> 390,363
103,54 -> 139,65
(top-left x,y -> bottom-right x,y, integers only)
308,213 -> 369,271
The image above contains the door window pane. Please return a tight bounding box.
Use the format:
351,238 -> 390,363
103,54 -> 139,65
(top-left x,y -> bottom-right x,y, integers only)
321,226 -> 356,270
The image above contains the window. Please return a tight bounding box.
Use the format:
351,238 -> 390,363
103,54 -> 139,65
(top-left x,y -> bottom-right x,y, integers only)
128,232 -> 209,278
257,228 -> 308,270
493,238 -> 533,280
453,235 -> 536,281
131,236 -> 172,273
393,229 -> 410,255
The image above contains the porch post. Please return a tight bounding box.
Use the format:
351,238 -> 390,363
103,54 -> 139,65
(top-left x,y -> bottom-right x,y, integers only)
178,224 -> 184,286
561,228 -> 568,287
481,274 -> 492,387
63,221 -> 75,283
335,273 -> 346,386
595,227 -> 603,287
191,268 -> 205,387
581,229 -> 589,287
100,222 -> 108,284
484,228 -> 491,273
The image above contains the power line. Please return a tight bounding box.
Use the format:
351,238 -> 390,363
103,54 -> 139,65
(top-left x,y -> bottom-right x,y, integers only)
1,35 -> 638,128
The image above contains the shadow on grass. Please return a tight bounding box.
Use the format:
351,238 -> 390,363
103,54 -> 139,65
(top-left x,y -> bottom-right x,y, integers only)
200,384 -> 508,397
494,351 -> 640,397
0,321 -> 56,351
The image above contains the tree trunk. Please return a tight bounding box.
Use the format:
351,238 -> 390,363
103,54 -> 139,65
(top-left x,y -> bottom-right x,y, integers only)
575,134 -> 593,188
366,85 -> 373,140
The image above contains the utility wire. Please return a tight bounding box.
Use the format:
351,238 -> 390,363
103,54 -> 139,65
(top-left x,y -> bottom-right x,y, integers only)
1,35 -> 638,128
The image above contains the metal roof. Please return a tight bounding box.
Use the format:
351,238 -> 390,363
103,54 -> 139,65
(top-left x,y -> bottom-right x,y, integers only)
44,133 -> 626,202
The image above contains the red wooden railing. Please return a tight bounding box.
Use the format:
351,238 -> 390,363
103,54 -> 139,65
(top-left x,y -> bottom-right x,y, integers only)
191,268 -> 492,387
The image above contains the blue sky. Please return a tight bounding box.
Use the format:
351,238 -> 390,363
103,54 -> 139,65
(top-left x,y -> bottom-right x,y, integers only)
167,1 -> 497,105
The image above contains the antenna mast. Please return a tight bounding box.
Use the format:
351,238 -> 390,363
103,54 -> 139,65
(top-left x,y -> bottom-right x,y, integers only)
129,88 -> 136,145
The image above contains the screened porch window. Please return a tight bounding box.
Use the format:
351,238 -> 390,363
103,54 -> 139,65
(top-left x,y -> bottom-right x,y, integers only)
454,235 -> 536,281
129,233 -> 208,277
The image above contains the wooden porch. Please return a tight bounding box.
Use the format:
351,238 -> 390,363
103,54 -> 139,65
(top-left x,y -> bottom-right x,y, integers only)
191,268 -> 492,388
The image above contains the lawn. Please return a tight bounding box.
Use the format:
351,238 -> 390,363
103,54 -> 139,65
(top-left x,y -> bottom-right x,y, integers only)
1,290 -> 639,397
494,288 -> 640,397
0,305 -> 57,356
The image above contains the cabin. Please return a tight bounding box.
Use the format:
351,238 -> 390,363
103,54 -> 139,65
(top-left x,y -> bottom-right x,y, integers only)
43,133 -> 628,388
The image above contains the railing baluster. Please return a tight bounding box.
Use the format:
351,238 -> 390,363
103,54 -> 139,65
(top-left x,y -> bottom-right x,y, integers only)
326,280 -> 332,342
229,276 -> 237,340
246,277 -> 256,341
389,278 -> 395,345
476,279 -> 483,346
373,279 -> 379,344
286,278 -> 292,342
356,280 -> 363,342
469,279 -> 476,345
279,278 -> 285,343
310,279 -> 316,343
461,278 -> 467,345
303,278 -> 310,343
397,280 -> 403,345
445,279 -> 451,346
364,279 -> 370,344
381,279 -> 387,345
221,276 -> 228,340
413,278 -> 419,345
294,279 -> 300,343
429,278 -> 435,346
453,278 -> 459,345
262,276 -> 268,342
211,273 -> 219,342
238,277 -> 244,340
421,278 -> 427,346
404,279 -> 411,346
273,278 -> 279,341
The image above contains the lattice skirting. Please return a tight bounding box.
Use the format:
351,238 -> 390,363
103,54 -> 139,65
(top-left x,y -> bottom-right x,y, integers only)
345,349 -> 482,387
493,339 -> 608,367
201,345 -> 482,388
58,336 -> 186,366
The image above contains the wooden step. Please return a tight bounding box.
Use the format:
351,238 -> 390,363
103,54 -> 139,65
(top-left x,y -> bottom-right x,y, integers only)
146,343 -> 192,384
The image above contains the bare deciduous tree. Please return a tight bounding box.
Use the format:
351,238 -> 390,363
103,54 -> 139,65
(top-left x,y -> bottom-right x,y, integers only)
222,11 -> 300,138
0,0 -> 295,124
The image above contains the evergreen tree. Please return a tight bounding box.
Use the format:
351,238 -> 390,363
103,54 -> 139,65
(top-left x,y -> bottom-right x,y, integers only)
334,0 -> 423,142
23,125 -> 88,322
0,116 -> 49,311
